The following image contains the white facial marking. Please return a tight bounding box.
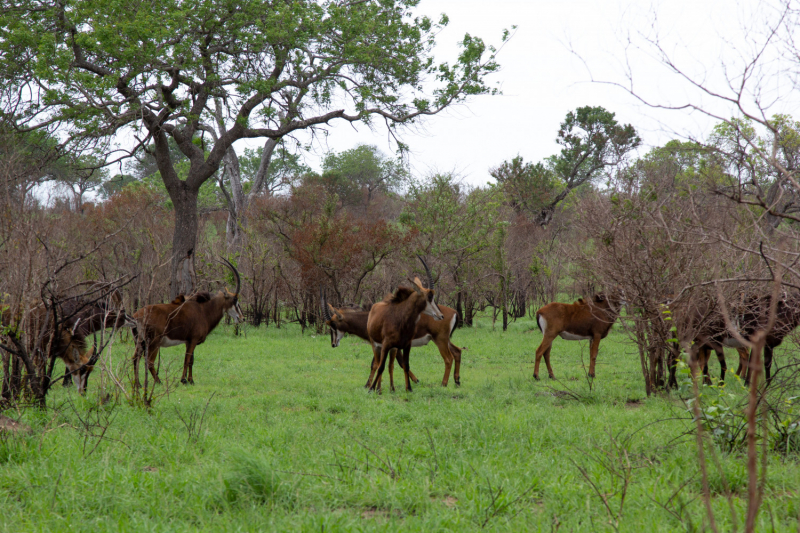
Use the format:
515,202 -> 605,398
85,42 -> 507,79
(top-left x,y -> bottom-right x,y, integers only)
333,329 -> 345,347
227,306 -> 241,324
559,331 -> 592,341
423,300 -> 444,320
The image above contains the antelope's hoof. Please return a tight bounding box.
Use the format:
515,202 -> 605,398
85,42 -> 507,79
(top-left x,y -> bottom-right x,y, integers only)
548,374 -> 555,380
533,374 -> 540,381
412,377 -> 420,384
587,372 -> 595,379
180,378 -> 188,385
454,378 -> 460,387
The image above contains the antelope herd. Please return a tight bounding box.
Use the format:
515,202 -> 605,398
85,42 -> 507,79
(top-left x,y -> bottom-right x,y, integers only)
2,254 -> 799,395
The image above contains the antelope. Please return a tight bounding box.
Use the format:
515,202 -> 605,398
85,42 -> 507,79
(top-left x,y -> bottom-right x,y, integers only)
58,284 -> 136,389
1,284 -> 134,394
321,294 -> 463,389
132,258 -> 244,387
365,258 -> 444,392
674,292 -> 800,386
533,292 -> 623,380
725,292 -> 800,384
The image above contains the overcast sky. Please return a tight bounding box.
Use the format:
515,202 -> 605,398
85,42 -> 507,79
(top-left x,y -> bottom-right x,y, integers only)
240,0 -> 796,186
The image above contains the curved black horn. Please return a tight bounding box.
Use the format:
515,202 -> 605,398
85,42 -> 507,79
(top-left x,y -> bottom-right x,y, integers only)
219,257 -> 241,296
320,289 -> 332,322
417,255 -> 435,292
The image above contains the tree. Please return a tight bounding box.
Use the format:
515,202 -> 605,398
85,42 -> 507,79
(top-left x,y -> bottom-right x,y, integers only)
490,107 -> 639,227
490,155 -> 559,218
399,173 -> 499,326
318,144 -> 407,210
52,155 -> 108,212
1,0 -> 505,298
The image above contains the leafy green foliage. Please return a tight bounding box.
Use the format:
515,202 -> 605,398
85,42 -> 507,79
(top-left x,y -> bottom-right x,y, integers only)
490,155 -> 560,217
313,144 -> 407,208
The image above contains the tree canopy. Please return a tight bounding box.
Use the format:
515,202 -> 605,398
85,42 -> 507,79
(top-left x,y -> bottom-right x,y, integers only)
0,0 -> 505,296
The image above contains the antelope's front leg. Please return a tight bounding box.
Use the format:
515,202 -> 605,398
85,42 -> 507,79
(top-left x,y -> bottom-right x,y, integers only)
369,345 -> 391,394
588,336 -> 601,378
401,347 -> 413,392
365,345 -> 381,389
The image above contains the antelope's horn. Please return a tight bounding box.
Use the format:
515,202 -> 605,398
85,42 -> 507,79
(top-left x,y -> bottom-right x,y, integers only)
219,257 -> 241,297
417,255 -> 435,293
321,290 -> 332,322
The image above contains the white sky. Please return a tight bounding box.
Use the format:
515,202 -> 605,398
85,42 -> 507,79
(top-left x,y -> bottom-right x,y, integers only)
251,0 -> 796,186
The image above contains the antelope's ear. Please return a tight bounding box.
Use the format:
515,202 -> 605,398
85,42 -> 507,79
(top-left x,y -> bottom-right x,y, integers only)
408,278 -> 423,294
413,276 -> 425,290
595,294 -> 606,302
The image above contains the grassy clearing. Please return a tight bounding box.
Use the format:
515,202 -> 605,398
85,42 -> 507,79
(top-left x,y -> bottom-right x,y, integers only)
1,315 -> 799,532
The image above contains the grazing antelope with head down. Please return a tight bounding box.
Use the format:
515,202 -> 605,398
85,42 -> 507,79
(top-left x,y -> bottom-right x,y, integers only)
132,258 -> 243,387
365,257 -> 444,392
321,284 -> 463,389
534,292 -> 623,380
1,283 -> 134,394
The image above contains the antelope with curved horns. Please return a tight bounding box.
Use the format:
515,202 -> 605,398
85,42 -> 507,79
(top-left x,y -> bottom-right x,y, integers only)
365,257 -> 444,392
132,258 -> 244,387
534,292 -> 623,380
321,292 -> 463,389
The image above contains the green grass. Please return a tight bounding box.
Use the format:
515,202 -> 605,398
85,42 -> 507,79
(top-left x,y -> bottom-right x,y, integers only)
2,316 -> 800,532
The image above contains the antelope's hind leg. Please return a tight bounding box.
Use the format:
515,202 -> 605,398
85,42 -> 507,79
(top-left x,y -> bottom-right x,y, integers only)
181,341 -> 198,385
450,343 -> 462,386
435,338 -> 454,387
534,334 -> 556,380
400,347 -> 413,392
147,342 -> 162,385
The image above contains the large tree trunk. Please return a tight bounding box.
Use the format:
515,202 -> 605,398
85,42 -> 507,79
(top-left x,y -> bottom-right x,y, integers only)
169,186 -> 199,299
455,290 -> 464,328
215,99 -> 280,253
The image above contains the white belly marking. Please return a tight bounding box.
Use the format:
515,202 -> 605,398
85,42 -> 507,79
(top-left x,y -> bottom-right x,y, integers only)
559,331 -> 592,341
160,337 -> 186,348
722,337 -> 746,348
411,334 -> 432,348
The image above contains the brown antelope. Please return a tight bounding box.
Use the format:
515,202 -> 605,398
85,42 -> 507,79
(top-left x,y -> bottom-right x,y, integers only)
1,284 -> 134,394
366,259 -> 444,393
716,292 -> 800,384
321,293 -> 463,388
534,292 -> 623,380
669,292 -> 798,386
132,258 -> 244,387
